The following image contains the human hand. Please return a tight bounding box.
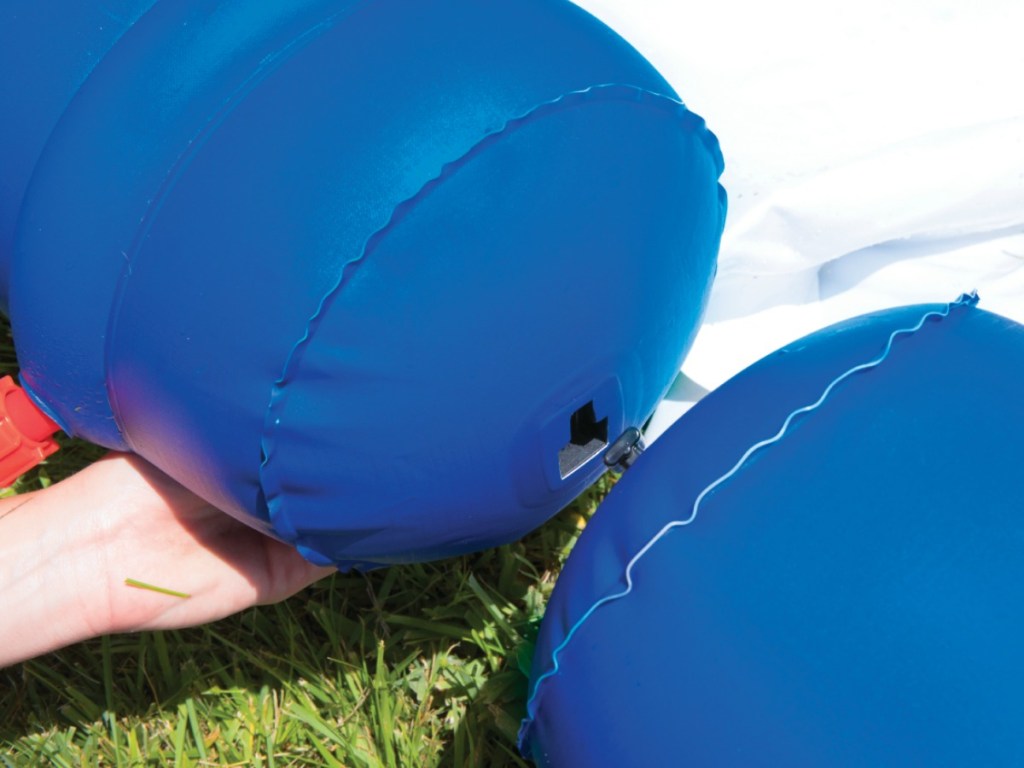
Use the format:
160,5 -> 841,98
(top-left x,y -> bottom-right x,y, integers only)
0,453 -> 335,667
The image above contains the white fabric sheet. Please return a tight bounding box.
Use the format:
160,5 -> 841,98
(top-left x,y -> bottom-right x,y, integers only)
574,0 -> 1024,441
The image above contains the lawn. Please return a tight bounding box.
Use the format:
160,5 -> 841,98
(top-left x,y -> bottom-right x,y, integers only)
0,316 -> 611,766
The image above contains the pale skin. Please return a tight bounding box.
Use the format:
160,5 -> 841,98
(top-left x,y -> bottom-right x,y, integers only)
0,453 -> 335,668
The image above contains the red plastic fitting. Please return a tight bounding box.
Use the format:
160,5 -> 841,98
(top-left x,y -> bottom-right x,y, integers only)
0,375 -> 60,487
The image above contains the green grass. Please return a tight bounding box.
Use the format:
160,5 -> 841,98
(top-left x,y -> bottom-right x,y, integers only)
0,316 -> 612,766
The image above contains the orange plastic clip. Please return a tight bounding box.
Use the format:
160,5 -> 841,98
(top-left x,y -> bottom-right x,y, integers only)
0,375 -> 60,487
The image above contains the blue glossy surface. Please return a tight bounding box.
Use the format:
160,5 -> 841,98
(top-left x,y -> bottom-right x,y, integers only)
524,302 -> 1024,766
0,0 -> 158,310
1,1 -> 724,566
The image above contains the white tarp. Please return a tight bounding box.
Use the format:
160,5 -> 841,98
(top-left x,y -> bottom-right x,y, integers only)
574,0 -> 1024,440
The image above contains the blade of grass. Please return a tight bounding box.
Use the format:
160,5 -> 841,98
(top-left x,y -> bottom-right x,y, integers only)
124,578 -> 191,599
184,698 -> 207,760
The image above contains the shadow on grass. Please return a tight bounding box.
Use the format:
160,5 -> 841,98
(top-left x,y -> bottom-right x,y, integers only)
0,482 -> 608,766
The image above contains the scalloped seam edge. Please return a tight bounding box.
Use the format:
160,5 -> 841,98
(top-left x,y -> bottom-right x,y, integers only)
256,82 -> 725,551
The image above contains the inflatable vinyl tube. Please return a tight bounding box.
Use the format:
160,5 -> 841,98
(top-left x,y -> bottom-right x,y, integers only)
0,1 -> 725,568
522,295 -> 1024,766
